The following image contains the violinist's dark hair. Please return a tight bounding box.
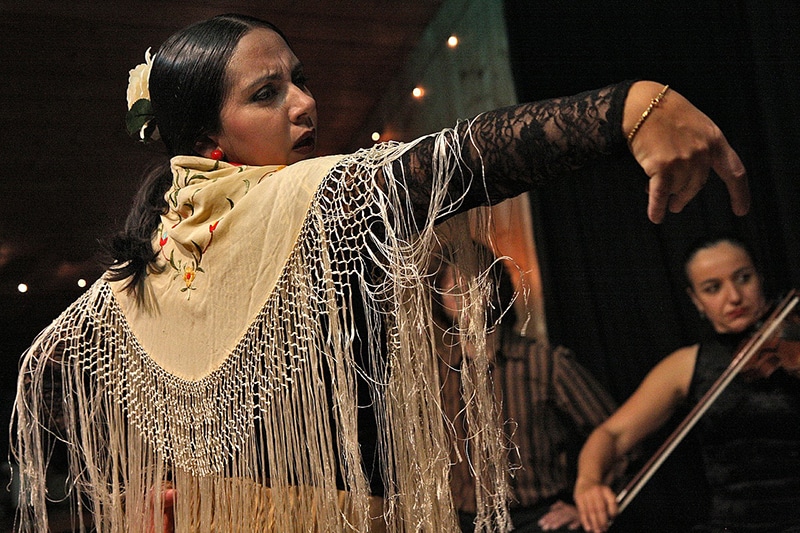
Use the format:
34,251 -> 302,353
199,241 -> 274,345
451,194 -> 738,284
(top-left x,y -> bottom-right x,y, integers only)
681,232 -> 762,291
103,14 -> 289,293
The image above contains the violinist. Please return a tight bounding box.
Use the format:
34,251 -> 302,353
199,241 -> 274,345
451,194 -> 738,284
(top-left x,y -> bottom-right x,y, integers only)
574,234 -> 800,533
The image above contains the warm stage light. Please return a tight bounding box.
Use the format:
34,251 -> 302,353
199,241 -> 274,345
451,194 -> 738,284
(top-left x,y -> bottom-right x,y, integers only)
371,131 -> 381,142
78,278 -> 87,288
412,86 -> 425,98
447,35 -> 459,48
17,283 -> 28,293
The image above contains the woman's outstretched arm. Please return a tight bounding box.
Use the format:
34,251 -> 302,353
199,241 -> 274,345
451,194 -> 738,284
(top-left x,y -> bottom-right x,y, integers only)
398,80 -> 748,225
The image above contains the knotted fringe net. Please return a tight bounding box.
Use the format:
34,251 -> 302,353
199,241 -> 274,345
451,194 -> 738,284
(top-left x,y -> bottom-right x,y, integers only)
12,126 -> 511,531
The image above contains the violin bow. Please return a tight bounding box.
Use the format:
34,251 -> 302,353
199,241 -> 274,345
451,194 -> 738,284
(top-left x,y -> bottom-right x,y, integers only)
615,289 -> 799,514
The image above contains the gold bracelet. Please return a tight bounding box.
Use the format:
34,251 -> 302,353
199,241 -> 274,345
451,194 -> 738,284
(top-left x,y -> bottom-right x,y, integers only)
627,84 -> 670,144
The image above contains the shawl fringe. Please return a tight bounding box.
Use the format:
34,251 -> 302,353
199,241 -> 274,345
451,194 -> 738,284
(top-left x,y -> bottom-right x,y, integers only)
13,134 -> 511,531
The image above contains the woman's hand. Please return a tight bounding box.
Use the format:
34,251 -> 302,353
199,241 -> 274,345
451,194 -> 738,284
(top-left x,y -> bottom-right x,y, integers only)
538,499 -> 582,531
146,484 -> 176,533
574,478 -> 618,533
624,81 -> 750,224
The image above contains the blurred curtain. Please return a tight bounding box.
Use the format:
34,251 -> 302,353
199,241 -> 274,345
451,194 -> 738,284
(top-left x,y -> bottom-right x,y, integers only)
503,0 -> 800,400
503,1 -> 800,529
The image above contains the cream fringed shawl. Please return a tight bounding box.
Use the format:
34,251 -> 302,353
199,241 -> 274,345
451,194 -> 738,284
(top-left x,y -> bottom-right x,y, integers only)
13,137 -> 511,531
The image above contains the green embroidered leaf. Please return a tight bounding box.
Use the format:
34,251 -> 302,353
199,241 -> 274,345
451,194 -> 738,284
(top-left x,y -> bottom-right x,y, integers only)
190,241 -> 203,261
187,175 -> 210,185
227,198 -> 235,209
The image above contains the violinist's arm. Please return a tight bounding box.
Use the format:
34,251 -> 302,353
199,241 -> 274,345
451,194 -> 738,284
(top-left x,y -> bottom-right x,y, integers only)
574,345 -> 696,533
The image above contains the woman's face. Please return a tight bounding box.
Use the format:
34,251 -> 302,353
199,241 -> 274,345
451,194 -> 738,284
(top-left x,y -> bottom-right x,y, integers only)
206,28 -> 317,166
686,241 -> 767,334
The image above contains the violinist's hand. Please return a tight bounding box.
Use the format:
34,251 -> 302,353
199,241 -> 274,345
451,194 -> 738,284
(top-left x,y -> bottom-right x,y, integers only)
624,81 -> 750,224
537,499 -> 582,531
574,478 -> 618,533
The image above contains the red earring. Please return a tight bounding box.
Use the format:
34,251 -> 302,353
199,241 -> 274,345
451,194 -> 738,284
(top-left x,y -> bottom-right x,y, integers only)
210,148 -> 224,161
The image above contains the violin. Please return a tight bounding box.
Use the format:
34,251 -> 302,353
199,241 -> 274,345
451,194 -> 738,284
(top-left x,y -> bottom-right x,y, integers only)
615,289 -> 800,515
740,303 -> 800,380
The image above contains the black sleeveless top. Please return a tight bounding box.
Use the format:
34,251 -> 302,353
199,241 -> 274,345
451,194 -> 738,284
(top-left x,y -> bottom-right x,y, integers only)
688,329 -> 800,532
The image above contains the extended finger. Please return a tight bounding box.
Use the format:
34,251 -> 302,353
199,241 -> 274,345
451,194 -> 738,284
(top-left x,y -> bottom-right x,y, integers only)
712,139 -> 750,216
647,174 -> 672,224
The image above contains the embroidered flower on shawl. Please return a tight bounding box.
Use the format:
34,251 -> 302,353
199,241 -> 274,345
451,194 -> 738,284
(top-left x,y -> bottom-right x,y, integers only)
160,223 -> 211,299
182,265 -> 197,288
125,48 -> 159,142
159,160 -> 285,299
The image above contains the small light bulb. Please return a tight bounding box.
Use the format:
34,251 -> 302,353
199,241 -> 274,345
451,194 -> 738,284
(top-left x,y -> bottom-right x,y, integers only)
78,278 -> 87,288
371,131 -> 381,142
447,35 -> 459,48
17,283 -> 28,293
412,86 -> 425,99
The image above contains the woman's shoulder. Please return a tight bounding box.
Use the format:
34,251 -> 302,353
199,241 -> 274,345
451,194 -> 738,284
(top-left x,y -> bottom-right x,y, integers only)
651,343 -> 699,397
666,343 -> 700,364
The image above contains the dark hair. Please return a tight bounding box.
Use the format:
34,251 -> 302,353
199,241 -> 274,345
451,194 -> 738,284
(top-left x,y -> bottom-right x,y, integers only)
681,232 -> 761,290
104,14 -> 288,292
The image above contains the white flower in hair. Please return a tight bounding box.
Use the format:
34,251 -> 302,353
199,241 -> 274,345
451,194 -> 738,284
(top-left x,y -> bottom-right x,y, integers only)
125,48 -> 159,142
126,47 -> 154,110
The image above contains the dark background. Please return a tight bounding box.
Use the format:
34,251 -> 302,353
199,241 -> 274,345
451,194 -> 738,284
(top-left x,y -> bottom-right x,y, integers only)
504,0 -> 800,529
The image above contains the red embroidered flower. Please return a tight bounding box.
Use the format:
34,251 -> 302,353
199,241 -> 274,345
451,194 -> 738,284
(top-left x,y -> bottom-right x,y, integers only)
159,234 -> 168,247
183,266 -> 196,288
209,221 -> 219,233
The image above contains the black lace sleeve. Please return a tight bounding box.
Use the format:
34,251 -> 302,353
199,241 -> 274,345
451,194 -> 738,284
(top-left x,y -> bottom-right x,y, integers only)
397,81 -> 634,224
